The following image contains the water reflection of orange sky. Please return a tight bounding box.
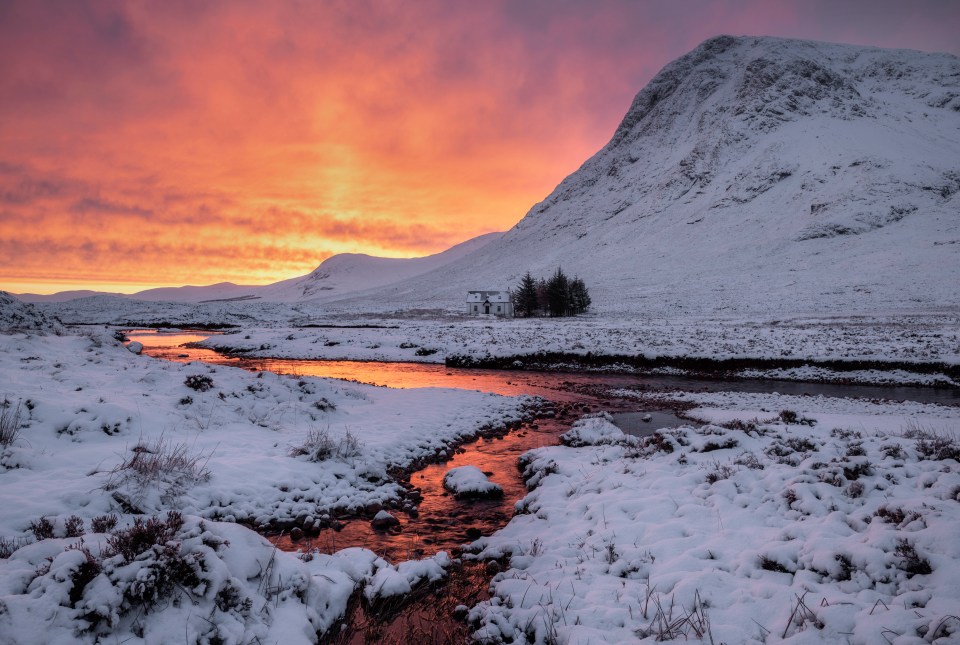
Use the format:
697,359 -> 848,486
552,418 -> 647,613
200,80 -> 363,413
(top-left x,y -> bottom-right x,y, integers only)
128,330 -> 642,399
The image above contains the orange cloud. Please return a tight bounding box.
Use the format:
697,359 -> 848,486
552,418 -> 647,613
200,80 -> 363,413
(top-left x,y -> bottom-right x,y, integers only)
1,1 -> 958,293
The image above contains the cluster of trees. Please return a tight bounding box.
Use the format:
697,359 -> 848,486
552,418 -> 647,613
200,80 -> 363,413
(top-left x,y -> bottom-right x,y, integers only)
514,268 -> 591,317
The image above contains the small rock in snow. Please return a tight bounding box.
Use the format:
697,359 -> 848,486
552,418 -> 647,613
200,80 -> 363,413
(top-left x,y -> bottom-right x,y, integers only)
442,465 -> 503,499
371,510 -> 399,530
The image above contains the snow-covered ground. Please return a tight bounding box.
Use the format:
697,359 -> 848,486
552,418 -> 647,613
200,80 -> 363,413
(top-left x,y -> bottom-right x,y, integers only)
191,312 -> 960,386
0,324 -> 534,642
2,296 -> 959,642
467,404 -> 960,644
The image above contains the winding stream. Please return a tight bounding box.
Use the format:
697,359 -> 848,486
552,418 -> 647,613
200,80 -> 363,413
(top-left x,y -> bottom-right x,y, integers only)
128,329 -> 960,405
126,328 -> 958,643
126,330 -> 691,561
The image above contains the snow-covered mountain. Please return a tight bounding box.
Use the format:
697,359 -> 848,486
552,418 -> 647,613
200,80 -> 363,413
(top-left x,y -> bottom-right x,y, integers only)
255,231 -> 502,302
18,232 -> 502,304
328,36 -> 960,316
13,289 -> 126,303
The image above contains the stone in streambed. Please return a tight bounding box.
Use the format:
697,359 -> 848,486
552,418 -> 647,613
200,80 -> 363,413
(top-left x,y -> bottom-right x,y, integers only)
442,465 -> 503,500
370,510 -> 400,530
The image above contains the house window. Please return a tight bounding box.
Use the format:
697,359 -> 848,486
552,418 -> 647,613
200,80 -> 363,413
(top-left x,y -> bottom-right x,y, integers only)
473,305 -> 478,312
497,305 -> 501,312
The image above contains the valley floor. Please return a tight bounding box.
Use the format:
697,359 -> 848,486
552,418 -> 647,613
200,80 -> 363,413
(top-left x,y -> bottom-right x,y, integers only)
198,311 -> 960,387
0,329 -> 533,643
1,321 -> 958,643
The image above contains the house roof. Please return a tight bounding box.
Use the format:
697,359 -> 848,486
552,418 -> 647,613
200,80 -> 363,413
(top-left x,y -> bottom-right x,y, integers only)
466,290 -> 511,303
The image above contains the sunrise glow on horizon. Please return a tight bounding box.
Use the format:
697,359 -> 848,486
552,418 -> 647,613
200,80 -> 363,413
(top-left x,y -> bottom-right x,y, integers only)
3,0 -> 958,295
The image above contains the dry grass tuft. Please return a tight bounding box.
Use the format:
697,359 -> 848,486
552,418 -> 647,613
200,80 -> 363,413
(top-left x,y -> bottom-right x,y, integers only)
103,434 -> 212,505
903,422 -> 960,462
291,427 -> 364,462
0,400 -> 23,447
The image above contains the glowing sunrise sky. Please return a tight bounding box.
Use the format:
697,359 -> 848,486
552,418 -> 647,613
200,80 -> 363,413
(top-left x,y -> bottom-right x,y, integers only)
2,1 -> 958,294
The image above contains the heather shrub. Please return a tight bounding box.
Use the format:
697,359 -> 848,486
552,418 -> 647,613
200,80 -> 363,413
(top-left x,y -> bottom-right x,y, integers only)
105,511 -> 184,561
905,425 -> 960,462
705,461 -> 737,484
895,539 -> 932,577
66,541 -> 101,605
291,427 -> 364,461
64,515 -> 85,538
29,516 -> 55,540
0,536 -> 31,558
184,374 -> 214,392
291,427 -> 335,460
91,514 -> 119,533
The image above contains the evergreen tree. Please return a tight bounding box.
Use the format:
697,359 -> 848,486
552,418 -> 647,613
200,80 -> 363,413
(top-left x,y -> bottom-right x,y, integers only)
569,276 -> 591,314
515,272 -> 539,317
514,268 -> 590,317
546,267 -> 570,317
535,277 -> 549,315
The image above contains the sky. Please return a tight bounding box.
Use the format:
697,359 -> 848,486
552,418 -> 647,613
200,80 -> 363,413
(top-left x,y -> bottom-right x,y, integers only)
2,0 -> 958,294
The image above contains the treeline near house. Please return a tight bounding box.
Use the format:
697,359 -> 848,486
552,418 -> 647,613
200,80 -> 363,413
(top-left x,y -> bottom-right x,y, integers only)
514,268 -> 591,317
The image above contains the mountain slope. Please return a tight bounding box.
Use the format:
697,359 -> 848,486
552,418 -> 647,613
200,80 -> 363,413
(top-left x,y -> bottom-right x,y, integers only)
330,36 -> 960,316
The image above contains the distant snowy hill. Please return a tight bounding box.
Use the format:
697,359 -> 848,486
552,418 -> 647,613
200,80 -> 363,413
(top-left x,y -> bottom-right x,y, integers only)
256,231 -> 502,302
19,232 -> 502,304
124,283 -> 257,304
328,36 -> 960,316
15,289 -> 126,303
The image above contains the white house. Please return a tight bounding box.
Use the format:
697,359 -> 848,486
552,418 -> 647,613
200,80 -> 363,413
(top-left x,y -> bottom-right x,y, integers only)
466,290 -> 514,317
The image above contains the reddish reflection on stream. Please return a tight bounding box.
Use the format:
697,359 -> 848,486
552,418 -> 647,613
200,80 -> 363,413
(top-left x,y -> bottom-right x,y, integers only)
127,330 -> 960,406
131,327 -> 958,566
126,330 -> 237,362
277,418 -> 572,562
126,330 -> 641,401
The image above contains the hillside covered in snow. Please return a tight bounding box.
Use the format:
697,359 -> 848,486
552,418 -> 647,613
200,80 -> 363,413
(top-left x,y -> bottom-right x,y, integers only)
326,36 -> 960,316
